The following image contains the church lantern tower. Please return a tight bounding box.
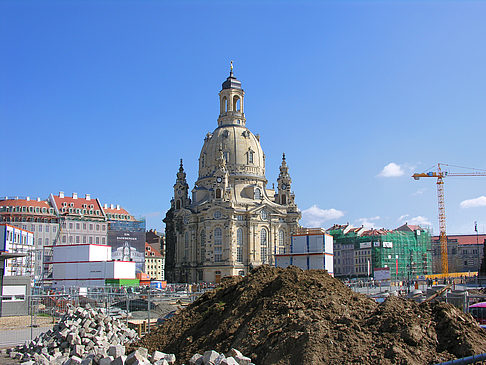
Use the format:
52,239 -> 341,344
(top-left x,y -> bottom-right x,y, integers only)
173,159 -> 190,210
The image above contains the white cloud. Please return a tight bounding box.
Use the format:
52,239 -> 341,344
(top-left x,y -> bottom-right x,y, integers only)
411,188 -> 426,196
302,205 -> 344,227
377,162 -> 405,178
408,216 -> 432,227
460,196 -> 486,209
398,214 -> 410,222
356,216 -> 380,229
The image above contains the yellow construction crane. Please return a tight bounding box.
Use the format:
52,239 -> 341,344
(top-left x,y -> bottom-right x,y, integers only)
412,163 -> 486,275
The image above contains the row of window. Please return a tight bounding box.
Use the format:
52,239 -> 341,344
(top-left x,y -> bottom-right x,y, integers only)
200,149 -> 255,168
6,230 -> 31,244
22,224 -> 57,233
0,206 -> 54,214
61,208 -> 101,215
64,222 -> 106,231
61,235 -> 106,245
184,228 -> 286,263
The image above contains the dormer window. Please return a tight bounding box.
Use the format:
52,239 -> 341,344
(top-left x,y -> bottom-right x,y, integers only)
63,202 -> 67,207
70,203 -> 74,207
254,187 -> 261,200
90,204 -> 94,209
248,150 -> 254,164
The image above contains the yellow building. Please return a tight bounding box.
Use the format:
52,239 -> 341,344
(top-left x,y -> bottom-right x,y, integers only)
145,243 -> 164,281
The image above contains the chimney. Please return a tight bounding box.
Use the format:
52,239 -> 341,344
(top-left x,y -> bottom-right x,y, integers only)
104,204 -> 108,209
116,204 -> 120,210
72,192 -> 78,199
59,191 -> 64,198
110,204 -> 114,209
37,197 -> 41,202
85,194 -> 91,201
26,197 -> 30,201
15,196 -> 19,200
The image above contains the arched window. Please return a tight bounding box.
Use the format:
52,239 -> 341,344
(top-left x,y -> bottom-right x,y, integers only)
248,150 -> 254,164
254,188 -> 261,200
278,230 -> 285,254
281,195 -> 287,205
233,96 -> 241,112
237,228 -> 243,262
222,96 -> 228,113
184,232 -> 189,261
215,189 -> 222,199
200,230 -> 206,262
260,228 -> 268,264
176,200 -> 181,209
214,228 -> 223,262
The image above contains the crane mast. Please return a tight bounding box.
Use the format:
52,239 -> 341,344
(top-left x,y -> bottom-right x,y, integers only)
412,163 -> 486,275
436,165 -> 448,274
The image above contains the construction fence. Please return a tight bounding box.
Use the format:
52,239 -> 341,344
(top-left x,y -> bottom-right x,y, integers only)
0,284 -> 211,348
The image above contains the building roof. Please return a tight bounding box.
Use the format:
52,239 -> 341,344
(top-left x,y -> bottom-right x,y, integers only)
51,192 -> 104,219
396,223 -> 423,232
361,228 -> 391,236
0,198 -> 56,216
145,242 -> 162,257
432,234 -> 486,246
103,204 -> 135,221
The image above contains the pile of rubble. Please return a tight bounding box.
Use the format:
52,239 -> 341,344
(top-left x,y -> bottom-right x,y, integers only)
136,265 -> 486,364
7,304 -> 142,364
7,303 -> 254,365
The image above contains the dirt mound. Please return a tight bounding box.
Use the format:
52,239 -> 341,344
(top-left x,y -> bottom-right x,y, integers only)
134,266 -> 486,364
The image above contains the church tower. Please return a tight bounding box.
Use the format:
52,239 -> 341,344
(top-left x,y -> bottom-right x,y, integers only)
173,159 -> 190,210
218,61 -> 246,128
164,63 -> 301,284
276,153 -> 295,206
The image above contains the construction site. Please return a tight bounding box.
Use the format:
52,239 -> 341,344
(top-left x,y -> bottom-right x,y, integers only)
2,265 -> 486,364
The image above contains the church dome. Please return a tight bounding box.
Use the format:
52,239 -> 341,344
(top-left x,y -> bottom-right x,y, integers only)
198,125 -> 265,179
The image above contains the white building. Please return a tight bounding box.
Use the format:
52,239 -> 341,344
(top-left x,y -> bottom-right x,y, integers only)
51,244 -> 136,288
0,224 -> 35,277
275,228 -> 334,275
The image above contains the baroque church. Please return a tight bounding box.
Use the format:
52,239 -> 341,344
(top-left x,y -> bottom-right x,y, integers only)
164,65 -> 301,283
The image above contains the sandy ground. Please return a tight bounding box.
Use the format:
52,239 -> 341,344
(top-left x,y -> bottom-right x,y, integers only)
0,316 -> 54,331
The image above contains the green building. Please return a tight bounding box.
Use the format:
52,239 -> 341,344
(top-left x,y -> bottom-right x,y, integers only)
328,223 -> 432,280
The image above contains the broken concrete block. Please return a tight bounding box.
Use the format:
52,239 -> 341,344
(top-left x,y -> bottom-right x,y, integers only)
189,354 -> 203,365
203,350 -> 221,365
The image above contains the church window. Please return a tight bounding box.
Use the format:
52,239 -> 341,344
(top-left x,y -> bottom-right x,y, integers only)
176,200 -> 181,209
260,228 -> 268,264
184,232 -> 189,261
248,150 -> 254,164
183,215 -> 189,224
261,210 -> 267,220
233,96 -> 241,112
279,230 -> 285,254
216,189 -> 222,199
237,228 -> 243,262
214,210 -> 221,219
254,188 -> 261,200
281,195 -> 287,204
223,151 -> 229,163
200,230 -> 206,262
214,228 -> 223,262
237,215 -> 244,221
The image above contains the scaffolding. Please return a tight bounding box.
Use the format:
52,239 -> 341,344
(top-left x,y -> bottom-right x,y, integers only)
329,227 -> 432,280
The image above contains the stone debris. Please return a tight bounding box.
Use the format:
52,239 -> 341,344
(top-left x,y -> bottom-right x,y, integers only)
8,304 -> 138,365
6,303 -> 253,365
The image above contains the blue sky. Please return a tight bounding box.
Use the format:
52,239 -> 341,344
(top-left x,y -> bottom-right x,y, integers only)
2,1 -> 486,235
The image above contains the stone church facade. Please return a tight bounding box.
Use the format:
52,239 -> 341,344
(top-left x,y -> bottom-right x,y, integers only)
164,67 -> 301,283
